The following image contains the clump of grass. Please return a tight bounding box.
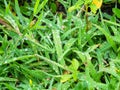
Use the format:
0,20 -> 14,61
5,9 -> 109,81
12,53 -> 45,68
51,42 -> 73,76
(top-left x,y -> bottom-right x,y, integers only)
0,0 -> 120,89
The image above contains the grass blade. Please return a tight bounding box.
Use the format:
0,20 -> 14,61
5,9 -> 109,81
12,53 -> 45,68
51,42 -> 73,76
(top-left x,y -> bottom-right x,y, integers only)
34,0 -> 48,15
0,77 -> 17,82
52,30 -> 65,65
15,0 -> 25,25
33,0 -> 40,15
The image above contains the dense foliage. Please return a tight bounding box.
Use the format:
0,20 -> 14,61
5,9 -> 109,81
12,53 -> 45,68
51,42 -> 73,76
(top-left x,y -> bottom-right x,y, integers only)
0,0 -> 120,89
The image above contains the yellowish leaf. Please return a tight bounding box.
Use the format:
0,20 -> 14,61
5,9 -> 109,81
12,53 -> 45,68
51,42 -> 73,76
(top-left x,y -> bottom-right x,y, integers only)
29,79 -> 33,86
92,0 -> 102,9
30,19 -> 36,27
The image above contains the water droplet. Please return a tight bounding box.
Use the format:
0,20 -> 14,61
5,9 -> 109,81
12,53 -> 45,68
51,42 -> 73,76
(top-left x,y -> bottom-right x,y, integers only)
4,61 -> 7,64
13,58 -> 17,60
23,37 -> 28,40
25,48 -> 28,51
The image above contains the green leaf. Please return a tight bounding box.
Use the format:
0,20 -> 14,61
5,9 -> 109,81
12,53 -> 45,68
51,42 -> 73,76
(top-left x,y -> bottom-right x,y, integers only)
60,74 -> 72,83
50,3 -> 57,13
68,59 -> 79,81
71,59 -> 79,71
112,8 -> 120,18
72,71 -> 79,81
85,0 -> 92,4
90,3 -> 98,14
68,0 -> 84,12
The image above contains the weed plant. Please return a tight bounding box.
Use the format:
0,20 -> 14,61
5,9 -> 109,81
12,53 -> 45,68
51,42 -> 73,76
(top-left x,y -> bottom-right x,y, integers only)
0,0 -> 120,90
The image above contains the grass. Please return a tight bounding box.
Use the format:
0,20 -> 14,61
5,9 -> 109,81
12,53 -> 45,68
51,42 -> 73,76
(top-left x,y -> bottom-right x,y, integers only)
0,0 -> 120,90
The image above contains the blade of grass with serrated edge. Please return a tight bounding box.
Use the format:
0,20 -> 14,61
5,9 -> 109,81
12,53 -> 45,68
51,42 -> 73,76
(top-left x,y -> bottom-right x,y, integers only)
93,24 -> 117,52
52,30 -> 65,65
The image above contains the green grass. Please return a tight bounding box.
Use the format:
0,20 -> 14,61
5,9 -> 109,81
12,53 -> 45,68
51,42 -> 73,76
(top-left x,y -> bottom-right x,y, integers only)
0,0 -> 120,90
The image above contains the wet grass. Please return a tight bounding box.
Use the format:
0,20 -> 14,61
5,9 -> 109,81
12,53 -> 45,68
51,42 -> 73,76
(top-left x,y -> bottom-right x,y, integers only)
0,0 -> 120,90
